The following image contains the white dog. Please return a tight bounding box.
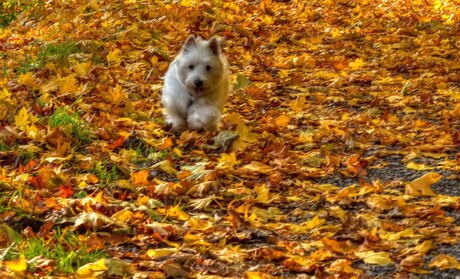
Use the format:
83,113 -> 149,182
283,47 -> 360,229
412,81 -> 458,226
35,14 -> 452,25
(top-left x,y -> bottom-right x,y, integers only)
161,35 -> 230,131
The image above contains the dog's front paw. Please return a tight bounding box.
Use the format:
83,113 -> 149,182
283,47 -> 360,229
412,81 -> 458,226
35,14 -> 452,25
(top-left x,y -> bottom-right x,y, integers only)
187,112 -> 218,131
166,115 -> 187,132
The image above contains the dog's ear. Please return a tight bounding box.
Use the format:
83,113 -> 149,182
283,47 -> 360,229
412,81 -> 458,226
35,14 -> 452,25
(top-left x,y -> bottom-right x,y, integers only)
208,36 -> 221,56
183,35 -> 196,52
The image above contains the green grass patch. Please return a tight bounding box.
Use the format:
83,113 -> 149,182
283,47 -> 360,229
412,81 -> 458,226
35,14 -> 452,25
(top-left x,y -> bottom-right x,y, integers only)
3,228 -> 107,274
18,41 -> 80,74
49,106 -> 93,144
93,161 -> 119,184
18,149 -> 35,166
0,142 -> 10,151
2,60 -> 7,77
0,0 -> 43,28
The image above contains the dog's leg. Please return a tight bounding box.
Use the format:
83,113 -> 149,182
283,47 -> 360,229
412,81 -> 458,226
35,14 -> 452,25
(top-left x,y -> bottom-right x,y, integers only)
162,98 -> 188,132
187,104 -> 220,131
166,113 -> 187,132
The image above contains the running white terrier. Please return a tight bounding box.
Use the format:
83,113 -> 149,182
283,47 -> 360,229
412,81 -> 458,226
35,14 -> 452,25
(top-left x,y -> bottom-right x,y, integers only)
161,35 -> 230,131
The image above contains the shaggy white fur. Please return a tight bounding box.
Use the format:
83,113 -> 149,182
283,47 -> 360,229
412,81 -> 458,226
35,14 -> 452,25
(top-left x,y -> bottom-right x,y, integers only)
161,35 -> 230,131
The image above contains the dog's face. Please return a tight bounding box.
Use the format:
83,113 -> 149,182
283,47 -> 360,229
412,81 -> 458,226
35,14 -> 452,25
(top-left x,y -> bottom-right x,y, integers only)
176,36 -> 224,97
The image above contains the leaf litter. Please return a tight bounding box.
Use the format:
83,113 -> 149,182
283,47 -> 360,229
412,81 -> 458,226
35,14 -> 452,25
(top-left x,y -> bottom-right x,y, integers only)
0,0 -> 459,278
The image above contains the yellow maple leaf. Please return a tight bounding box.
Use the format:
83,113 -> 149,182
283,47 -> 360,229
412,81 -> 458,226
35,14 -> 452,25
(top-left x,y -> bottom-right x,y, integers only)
60,74 -> 79,95
107,49 -> 122,66
406,161 -> 434,171
314,71 -> 339,80
290,95 -> 308,112
146,248 -> 177,259
348,58 -> 364,70
0,87 -> 11,101
428,254 -> 460,270
26,123 -> 43,141
331,28 -> 341,38
15,107 -> 31,131
157,205 -> 190,221
173,147 -> 182,158
355,251 -> 394,266
405,172 -> 442,196
74,61 -> 93,77
111,208 -> 133,222
224,112 -> 244,124
75,258 -> 108,278
303,215 -> 325,230
366,194 -> 393,211
286,215 -> 325,233
184,217 -> 213,231
5,254 -> 27,273
18,72 -> 38,88
109,84 -> 127,105
378,227 -> 418,241
217,152 -> 239,170
278,69 -> 290,79
152,160 -> 177,175
137,195 -> 150,206
179,0 -> 198,7
328,206 -> 347,221
260,15 -> 274,25
232,124 -> 258,151
402,240 -> 433,255
245,272 -> 272,279
94,191 -> 106,204
254,184 -> 272,204
88,0 -> 99,9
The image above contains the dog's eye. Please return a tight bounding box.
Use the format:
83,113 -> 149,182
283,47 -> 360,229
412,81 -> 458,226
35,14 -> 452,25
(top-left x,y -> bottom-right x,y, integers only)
188,65 -> 194,70
206,65 -> 212,71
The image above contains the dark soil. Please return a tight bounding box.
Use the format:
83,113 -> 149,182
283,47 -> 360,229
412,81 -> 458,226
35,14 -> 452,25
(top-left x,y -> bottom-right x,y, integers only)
315,149 -> 460,279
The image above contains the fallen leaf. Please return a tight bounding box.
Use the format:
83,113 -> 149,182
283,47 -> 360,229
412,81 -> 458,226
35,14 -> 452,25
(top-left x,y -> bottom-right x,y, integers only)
217,152 -> 239,170
162,263 -> 189,278
74,61 -> 93,77
5,255 -> 27,273
240,161 -> 272,174
406,161 -> 434,171
146,248 -> 178,259
355,251 -> 394,266
131,170 -> 150,186
275,114 -> 291,127
107,49 -> 122,66
428,254 -> 460,270
348,58 -> 364,70
405,172 -> 442,196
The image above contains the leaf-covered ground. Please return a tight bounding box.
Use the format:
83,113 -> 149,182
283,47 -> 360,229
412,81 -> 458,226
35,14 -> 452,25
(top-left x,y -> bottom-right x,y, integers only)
1,0 -> 459,278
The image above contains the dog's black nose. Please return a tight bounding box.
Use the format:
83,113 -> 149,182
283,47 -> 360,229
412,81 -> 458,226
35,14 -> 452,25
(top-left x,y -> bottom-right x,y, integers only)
194,79 -> 203,87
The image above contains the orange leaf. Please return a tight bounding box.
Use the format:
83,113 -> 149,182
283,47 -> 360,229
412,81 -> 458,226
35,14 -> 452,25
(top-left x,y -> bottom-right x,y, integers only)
326,259 -> 363,275
245,271 -> 273,279
29,175 -> 45,189
275,114 -> 291,127
109,136 -> 126,150
59,185 -> 74,198
159,137 -> 173,149
131,170 -> 150,186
